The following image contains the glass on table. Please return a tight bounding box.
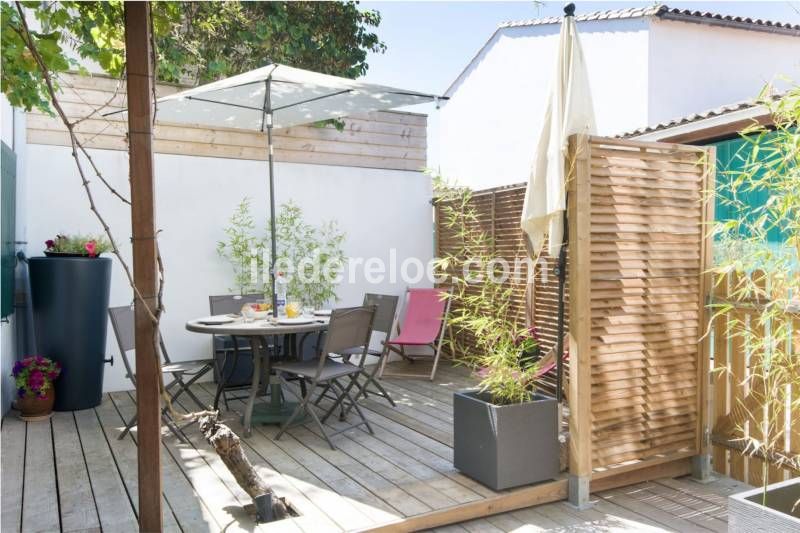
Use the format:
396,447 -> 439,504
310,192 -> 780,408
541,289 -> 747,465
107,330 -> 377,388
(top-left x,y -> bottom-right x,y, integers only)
302,301 -> 314,318
241,302 -> 257,322
286,300 -> 301,318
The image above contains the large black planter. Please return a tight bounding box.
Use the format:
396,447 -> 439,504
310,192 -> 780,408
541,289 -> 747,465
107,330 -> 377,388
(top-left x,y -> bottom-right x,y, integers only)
453,389 -> 559,490
29,256 -> 112,411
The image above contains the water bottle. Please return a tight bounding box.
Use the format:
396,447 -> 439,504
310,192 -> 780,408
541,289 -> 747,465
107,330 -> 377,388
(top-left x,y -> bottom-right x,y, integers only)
275,271 -> 288,317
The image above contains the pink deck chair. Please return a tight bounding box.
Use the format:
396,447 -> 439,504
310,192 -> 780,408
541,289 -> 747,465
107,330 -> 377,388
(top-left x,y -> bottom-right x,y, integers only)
378,287 -> 452,381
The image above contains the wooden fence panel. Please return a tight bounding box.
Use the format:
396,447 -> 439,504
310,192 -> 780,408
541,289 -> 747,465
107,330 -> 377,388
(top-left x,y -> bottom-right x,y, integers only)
433,184 -> 566,397
27,73 -> 427,171
710,271 -> 800,485
434,135 -> 713,476
571,136 -> 713,472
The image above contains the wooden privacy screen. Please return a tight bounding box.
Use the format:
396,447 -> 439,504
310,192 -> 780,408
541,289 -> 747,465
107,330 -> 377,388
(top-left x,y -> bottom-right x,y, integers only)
27,73 -> 426,171
711,271 -> 799,486
567,135 -> 714,475
433,184 -> 567,397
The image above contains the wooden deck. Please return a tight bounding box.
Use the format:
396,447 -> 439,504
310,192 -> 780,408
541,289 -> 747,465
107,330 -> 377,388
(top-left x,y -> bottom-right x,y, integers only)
1,362 -> 750,532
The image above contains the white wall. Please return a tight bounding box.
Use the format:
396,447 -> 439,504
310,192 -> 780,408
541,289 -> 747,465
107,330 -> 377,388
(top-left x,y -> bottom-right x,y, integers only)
648,20 -> 800,125
24,145 -> 434,392
438,18 -> 650,190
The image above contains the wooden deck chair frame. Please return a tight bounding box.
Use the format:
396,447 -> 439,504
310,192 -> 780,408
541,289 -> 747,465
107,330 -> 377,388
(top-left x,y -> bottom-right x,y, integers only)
378,286 -> 453,381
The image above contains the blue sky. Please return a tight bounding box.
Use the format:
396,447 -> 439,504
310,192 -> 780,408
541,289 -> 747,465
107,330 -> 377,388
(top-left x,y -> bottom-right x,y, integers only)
360,1 -> 800,165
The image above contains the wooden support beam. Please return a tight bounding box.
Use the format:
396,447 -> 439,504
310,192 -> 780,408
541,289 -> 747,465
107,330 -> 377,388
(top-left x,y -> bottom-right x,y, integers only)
124,4 -> 162,531
567,134 -> 592,506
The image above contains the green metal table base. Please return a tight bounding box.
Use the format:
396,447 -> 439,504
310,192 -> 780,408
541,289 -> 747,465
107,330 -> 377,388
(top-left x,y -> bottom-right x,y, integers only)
245,382 -> 307,426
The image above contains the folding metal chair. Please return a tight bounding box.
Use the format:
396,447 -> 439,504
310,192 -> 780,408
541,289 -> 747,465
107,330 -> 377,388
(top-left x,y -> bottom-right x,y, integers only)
330,293 -> 398,411
209,293 -> 263,410
273,306 -> 376,450
379,287 -> 452,381
108,305 -> 213,442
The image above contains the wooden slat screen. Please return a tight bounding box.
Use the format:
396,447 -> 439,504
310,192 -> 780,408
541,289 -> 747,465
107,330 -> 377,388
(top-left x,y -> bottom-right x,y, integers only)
711,270 -> 799,485
569,135 -> 714,471
27,73 -> 427,171
434,184 -> 567,397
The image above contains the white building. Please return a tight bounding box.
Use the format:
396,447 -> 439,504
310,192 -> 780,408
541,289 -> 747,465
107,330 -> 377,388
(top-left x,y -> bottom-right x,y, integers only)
438,4 -> 800,190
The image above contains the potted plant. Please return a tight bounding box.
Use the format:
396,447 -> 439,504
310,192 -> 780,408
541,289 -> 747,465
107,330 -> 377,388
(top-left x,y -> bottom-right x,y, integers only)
12,355 -> 62,420
44,234 -> 110,257
30,233 -> 113,411
434,178 -> 559,491
711,87 -> 800,530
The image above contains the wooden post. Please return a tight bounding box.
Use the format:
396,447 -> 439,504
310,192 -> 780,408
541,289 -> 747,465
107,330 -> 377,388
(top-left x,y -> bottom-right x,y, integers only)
567,134 -> 592,508
124,4 -> 162,531
693,145 -> 716,482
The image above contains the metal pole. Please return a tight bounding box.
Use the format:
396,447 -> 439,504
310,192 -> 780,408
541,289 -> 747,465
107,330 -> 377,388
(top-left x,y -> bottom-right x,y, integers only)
555,205 -> 568,404
265,78 -> 278,318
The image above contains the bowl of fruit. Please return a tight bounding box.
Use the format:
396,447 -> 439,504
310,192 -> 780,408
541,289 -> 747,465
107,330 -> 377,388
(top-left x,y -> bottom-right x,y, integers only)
242,300 -> 272,320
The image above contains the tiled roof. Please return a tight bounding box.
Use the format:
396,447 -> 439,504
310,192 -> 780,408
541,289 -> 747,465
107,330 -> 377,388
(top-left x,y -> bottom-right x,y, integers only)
617,98 -> 767,138
500,4 -> 800,34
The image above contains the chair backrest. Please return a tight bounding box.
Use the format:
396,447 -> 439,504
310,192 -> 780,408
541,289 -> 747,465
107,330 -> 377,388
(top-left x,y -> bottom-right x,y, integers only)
209,293 -> 263,315
108,305 -> 170,383
316,306 -> 375,377
363,293 -> 398,335
399,288 -> 449,342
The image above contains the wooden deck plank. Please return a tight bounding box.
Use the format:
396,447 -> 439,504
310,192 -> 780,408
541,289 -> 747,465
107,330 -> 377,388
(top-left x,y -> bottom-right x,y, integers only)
599,485 -> 716,531
288,382 -> 485,506
1,417 -> 25,533
51,412 -> 102,532
192,383 -> 392,529
115,392 -> 258,533
2,362 -> 752,533
169,387 -> 336,533
72,407 -> 139,532
21,419 -> 60,533
99,393 -> 213,532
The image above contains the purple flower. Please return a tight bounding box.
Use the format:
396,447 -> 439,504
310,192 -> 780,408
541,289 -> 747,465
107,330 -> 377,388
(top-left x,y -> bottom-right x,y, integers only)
21,358 -> 31,367
17,387 -> 25,398
28,370 -> 44,391
48,371 -> 59,380
12,361 -> 23,376
45,239 -> 55,249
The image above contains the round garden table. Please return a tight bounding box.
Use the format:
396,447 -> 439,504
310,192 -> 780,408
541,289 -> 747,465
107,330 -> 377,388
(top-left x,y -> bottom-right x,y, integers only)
186,316 -> 329,436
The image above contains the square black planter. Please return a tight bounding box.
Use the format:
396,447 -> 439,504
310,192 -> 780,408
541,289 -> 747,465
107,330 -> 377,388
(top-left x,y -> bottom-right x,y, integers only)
453,389 -> 559,491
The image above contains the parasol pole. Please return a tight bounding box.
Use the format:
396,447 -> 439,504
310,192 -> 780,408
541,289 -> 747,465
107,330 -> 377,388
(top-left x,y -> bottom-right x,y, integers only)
263,77 -> 278,318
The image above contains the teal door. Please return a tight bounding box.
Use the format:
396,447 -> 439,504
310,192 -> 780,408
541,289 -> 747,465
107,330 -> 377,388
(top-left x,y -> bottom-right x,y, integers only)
711,133 -> 785,243
1,141 -> 16,319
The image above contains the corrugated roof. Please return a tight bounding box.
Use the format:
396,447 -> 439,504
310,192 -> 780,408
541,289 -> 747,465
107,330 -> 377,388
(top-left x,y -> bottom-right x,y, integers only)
500,4 -> 800,34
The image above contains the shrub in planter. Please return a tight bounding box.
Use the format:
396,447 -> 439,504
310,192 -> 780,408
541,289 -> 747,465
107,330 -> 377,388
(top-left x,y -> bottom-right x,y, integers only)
12,355 -> 61,420
434,178 -> 560,490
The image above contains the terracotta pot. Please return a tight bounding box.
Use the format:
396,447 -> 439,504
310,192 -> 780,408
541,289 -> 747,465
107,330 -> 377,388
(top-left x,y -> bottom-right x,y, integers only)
16,388 -> 55,420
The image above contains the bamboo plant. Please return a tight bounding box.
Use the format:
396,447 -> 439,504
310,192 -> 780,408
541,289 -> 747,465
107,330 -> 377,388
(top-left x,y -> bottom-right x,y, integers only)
711,86 -> 800,500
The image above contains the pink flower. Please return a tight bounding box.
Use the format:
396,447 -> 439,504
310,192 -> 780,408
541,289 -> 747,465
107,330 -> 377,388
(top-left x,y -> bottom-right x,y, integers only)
45,239 -> 55,249
28,370 -> 45,391
85,241 -> 97,257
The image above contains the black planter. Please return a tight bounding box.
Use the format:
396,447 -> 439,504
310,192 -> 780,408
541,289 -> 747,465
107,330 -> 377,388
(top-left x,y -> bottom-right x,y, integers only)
453,389 -> 559,490
29,256 -> 112,411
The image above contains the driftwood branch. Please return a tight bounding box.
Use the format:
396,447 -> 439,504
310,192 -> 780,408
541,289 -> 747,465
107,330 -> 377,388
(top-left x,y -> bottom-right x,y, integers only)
198,414 -> 289,520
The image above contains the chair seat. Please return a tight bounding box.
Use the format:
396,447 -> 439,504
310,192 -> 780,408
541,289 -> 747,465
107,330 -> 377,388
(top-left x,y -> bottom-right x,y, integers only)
162,359 -> 213,375
337,346 -> 382,357
387,334 -> 434,346
272,359 -> 360,381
